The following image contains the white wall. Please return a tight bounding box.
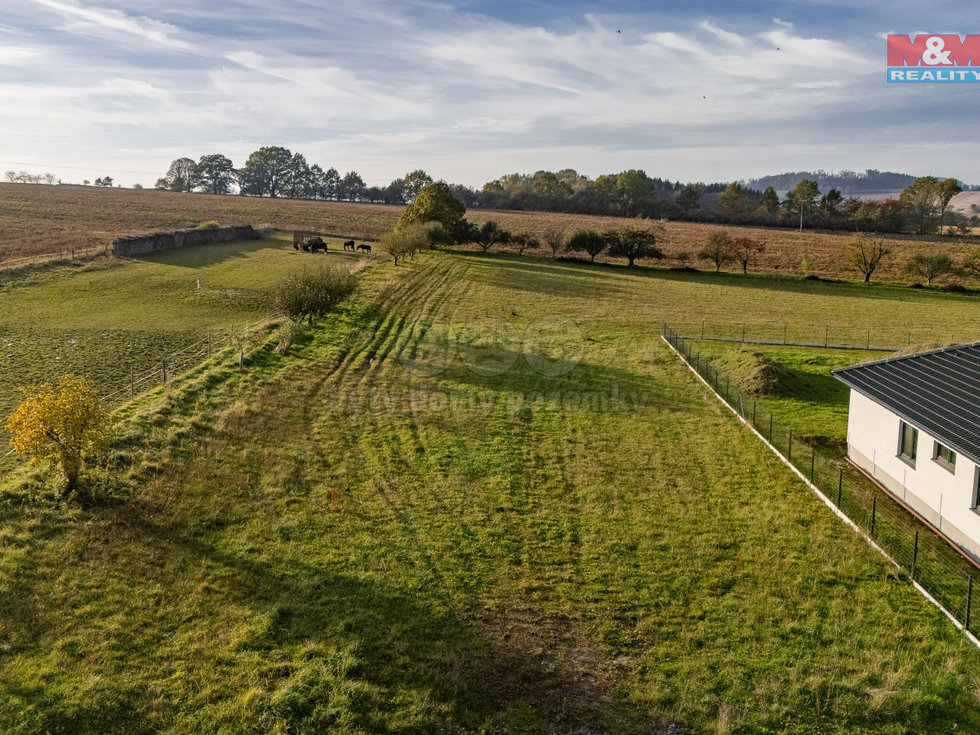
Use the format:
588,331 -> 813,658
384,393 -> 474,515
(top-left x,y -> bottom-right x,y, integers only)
846,388 -> 980,562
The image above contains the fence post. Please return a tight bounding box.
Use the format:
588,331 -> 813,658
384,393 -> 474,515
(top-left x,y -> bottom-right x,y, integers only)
911,531 -> 919,580
870,497 -> 877,537
752,399 -> 757,426
824,326 -> 828,347
866,329 -> 870,349
239,343 -> 244,368
788,430 -> 793,462
725,377 -> 729,401
768,414 -> 773,443
782,325 -> 786,345
741,324 -> 745,343
966,576 -> 974,631
810,447 -> 815,482
701,320 -> 705,339
71,249 -> 75,262
837,469 -> 843,507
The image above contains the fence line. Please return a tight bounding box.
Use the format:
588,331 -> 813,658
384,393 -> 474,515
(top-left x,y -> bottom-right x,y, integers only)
669,321 -> 980,353
661,323 -> 980,648
0,321 -> 263,476
0,245 -> 110,273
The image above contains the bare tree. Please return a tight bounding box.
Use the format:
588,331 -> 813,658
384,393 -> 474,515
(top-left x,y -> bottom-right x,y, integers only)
905,251 -> 955,286
542,227 -> 566,259
728,236 -> 765,274
699,230 -> 733,272
845,234 -> 889,283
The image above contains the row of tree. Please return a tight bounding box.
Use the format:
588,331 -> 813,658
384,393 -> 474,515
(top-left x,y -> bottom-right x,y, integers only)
156,151 -> 971,237
158,149 -> 472,205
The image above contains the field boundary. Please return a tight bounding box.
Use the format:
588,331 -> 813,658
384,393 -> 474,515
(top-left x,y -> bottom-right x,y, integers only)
0,245 -> 110,272
0,321 -> 266,477
661,323 -> 980,649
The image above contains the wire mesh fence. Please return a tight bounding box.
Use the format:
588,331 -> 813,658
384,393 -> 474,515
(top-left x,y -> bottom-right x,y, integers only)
0,322 -> 263,477
662,323 -> 978,640
669,321 -> 980,352
0,245 -> 110,273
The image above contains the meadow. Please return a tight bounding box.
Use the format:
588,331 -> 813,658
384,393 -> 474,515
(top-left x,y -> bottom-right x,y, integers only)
0,233 -> 368,470
3,183 -> 979,283
0,243 -> 979,733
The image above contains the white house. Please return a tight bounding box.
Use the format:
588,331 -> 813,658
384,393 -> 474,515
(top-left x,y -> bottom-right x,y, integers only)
833,343 -> 980,563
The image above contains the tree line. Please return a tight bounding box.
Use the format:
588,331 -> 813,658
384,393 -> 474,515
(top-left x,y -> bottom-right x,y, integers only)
157,148 -> 480,206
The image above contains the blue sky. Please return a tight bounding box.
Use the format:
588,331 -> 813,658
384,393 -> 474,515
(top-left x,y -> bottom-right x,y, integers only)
0,1 -> 976,188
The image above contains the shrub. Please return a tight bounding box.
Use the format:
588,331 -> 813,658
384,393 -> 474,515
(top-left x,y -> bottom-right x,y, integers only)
905,252 -> 955,286
6,374 -> 113,494
272,264 -> 357,325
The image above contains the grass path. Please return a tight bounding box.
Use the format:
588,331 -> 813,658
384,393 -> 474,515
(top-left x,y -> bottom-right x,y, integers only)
1,251 -> 979,733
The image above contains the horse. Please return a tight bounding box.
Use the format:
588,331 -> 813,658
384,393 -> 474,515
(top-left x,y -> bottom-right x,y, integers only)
308,237 -> 327,253
357,243 -> 371,253
343,240 -> 356,251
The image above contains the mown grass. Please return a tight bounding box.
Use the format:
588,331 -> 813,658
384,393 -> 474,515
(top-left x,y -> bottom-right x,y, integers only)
0,250 -> 978,733
685,343 -> 889,448
3,183 -> 979,283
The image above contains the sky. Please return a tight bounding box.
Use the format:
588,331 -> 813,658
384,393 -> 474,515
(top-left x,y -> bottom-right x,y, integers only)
0,0 -> 977,188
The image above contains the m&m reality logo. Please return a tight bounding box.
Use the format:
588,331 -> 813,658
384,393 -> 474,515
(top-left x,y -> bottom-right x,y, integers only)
887,35 -> 980,82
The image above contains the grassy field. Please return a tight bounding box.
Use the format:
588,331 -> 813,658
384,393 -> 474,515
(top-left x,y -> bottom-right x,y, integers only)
3,183 -> 979,283
0,248 -> 978,733
0,232 -> 370,470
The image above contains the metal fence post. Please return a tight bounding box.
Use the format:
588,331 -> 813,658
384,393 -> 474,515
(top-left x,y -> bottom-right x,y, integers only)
911,531 -> 919,580
870,497 -> 877,537
752,399 -> 756,426
966,576 -> 973,630
837,469 -> 843,507
769,414 -> 773,443
810,447 -> 815,482
788,430 -> 793,462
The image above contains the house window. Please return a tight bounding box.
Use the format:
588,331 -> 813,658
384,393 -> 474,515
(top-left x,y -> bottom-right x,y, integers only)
898,421 -> 918,465
973,467 -> 980,510
933,442 -> 956,472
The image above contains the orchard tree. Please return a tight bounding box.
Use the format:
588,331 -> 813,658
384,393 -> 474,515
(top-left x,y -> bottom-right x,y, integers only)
606,223 -> 666,267
905,251 -> 955,285
542,227 -> 566,259
845,234 -> 889,283
474,221 -> 511,253
511,232 -> 539,255
164,157 -> 197,192
699,230 -> 733,272
728,236 -> 764,274
195,154 -> 235,195
567,229 -> 607,262
784,179 -> 821,231
6,375 -> 112,494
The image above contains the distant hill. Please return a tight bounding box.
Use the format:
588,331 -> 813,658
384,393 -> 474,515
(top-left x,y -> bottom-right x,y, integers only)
743,170 -> 975,197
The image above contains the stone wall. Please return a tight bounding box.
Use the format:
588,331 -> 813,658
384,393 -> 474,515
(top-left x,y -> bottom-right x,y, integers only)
112,225 -> 259,257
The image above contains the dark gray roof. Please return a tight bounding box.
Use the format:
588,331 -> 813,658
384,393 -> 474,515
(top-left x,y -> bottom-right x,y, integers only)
832,342 -> 980,466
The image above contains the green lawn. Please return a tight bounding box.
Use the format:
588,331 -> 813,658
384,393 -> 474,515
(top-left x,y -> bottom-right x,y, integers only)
0,250 -> 978,733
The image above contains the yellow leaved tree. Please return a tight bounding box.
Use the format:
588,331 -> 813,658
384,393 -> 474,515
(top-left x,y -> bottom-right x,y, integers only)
6,374 -> 112,493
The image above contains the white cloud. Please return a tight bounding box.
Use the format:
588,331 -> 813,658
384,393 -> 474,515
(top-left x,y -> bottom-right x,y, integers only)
0,3 -> 975,188
28,0 -> 194,50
